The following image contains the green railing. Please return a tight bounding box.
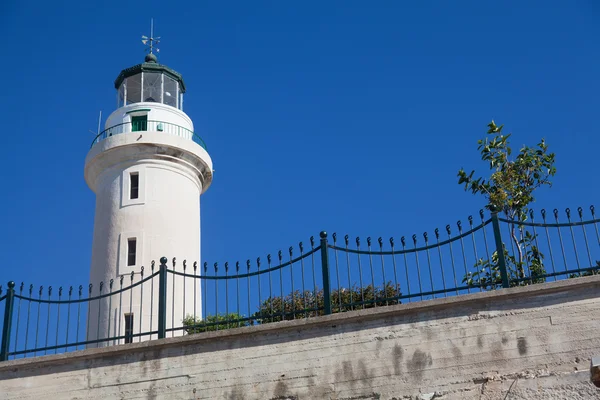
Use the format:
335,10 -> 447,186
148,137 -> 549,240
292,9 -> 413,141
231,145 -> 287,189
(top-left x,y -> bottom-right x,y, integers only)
90,120 -> 208,150
1,206 -> 599,361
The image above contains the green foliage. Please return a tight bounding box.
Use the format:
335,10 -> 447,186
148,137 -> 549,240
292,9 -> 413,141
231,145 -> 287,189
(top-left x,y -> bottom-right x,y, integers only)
182,283 -> 402,334
252,283 -> 402,324
182,313 -> 251,334
458,121 -> 556,287
464,231 -> 546,290
458,121 -> 556,220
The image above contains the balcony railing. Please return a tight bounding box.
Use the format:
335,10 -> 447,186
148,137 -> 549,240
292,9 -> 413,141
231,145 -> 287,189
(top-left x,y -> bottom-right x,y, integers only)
90,120 -> 207,150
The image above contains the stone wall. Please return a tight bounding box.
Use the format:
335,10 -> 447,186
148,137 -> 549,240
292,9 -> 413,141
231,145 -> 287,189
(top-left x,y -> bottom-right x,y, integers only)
2,276 -> 600,399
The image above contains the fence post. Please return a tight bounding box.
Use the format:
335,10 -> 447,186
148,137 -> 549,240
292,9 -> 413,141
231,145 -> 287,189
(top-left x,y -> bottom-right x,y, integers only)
320,231 -> 332,315
491,212 -> 510,288
158,257 -> 168,339
0,281 -> 15,361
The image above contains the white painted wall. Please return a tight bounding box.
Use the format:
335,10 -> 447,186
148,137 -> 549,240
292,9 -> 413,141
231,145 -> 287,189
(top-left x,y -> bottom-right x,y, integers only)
84,122 -> 213,347
105,102 -> 193,132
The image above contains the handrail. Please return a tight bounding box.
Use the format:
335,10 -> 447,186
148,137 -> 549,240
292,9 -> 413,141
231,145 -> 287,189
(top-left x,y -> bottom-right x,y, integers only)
9,330 -> 160,357
13,270 -> 160,304
499,218 -> 600,228
90,119 -> 207,150
328,219 -> 492,256
168,246 -> 322,280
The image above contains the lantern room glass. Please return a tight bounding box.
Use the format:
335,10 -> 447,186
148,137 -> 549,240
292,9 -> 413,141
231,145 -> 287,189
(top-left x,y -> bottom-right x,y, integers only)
118,72 -> 183,110
143,72 -> 162,102
125,74 -> 142,104
118,84 -> 125,108
163,76 -> 178,108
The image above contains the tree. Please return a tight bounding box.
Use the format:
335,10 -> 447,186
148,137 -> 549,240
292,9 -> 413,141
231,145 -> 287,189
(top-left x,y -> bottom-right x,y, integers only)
457,121 -> 556,288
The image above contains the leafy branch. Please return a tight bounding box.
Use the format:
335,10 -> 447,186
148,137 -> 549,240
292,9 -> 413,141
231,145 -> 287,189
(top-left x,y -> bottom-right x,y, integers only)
458,121 -> 556,287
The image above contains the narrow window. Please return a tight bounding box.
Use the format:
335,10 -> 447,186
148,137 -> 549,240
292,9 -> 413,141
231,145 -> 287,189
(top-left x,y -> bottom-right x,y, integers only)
127,238 -> 137,266
130,173 -> 139,199
124,313 -> 134,344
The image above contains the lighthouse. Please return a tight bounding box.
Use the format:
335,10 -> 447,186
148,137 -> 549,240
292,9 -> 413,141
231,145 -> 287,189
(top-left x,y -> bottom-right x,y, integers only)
84,31 -> 213,346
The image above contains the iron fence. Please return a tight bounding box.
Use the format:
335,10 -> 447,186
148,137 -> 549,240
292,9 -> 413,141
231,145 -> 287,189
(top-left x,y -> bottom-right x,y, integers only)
1,207 -> 599,362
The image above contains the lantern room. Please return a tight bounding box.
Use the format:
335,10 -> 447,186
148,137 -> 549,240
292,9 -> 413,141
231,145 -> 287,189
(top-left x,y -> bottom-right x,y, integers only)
114,53 -> 185,110
92,52 -> 205,150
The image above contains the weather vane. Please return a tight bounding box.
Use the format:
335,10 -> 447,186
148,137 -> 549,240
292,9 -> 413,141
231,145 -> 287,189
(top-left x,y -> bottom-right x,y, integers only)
141,18 -> 160,54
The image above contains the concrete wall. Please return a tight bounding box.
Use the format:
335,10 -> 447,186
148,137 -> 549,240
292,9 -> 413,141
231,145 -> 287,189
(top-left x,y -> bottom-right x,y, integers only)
2,276 -> 600,399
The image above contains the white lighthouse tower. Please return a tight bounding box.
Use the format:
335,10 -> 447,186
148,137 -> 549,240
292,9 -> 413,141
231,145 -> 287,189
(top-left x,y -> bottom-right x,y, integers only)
84,31 -> 213,346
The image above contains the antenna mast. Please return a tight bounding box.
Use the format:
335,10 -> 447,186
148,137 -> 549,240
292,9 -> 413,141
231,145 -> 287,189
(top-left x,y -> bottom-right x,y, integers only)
90,110 -> 103,136
150,18 -> 154,53
142,18 -> 160,55
96,111 -> 102,135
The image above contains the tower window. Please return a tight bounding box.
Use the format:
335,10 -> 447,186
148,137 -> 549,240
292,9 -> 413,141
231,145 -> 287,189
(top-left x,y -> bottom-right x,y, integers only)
131,115 -> 147,132
122,169 -> 144,207
130,173 -> 139,199
127,238 -> 137,266
124,313 -> 134,344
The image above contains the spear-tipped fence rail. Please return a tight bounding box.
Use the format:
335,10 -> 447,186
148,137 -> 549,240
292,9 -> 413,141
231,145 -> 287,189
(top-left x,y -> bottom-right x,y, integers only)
1,207 -> 599,361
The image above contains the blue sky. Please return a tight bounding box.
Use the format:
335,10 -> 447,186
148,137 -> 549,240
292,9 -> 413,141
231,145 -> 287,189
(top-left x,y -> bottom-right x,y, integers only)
0,1 -> 598,289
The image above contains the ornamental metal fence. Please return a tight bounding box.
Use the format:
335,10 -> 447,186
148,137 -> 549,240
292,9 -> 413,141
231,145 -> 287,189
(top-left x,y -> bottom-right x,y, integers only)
1,207 -> 599,362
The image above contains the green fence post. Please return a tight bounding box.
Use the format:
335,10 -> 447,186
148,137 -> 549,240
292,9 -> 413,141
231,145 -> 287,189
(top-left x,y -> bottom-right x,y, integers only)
320,232 -> 332,315
0,281 -> 15,361
491,212 -> 510,288
158,258 -> 168,339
